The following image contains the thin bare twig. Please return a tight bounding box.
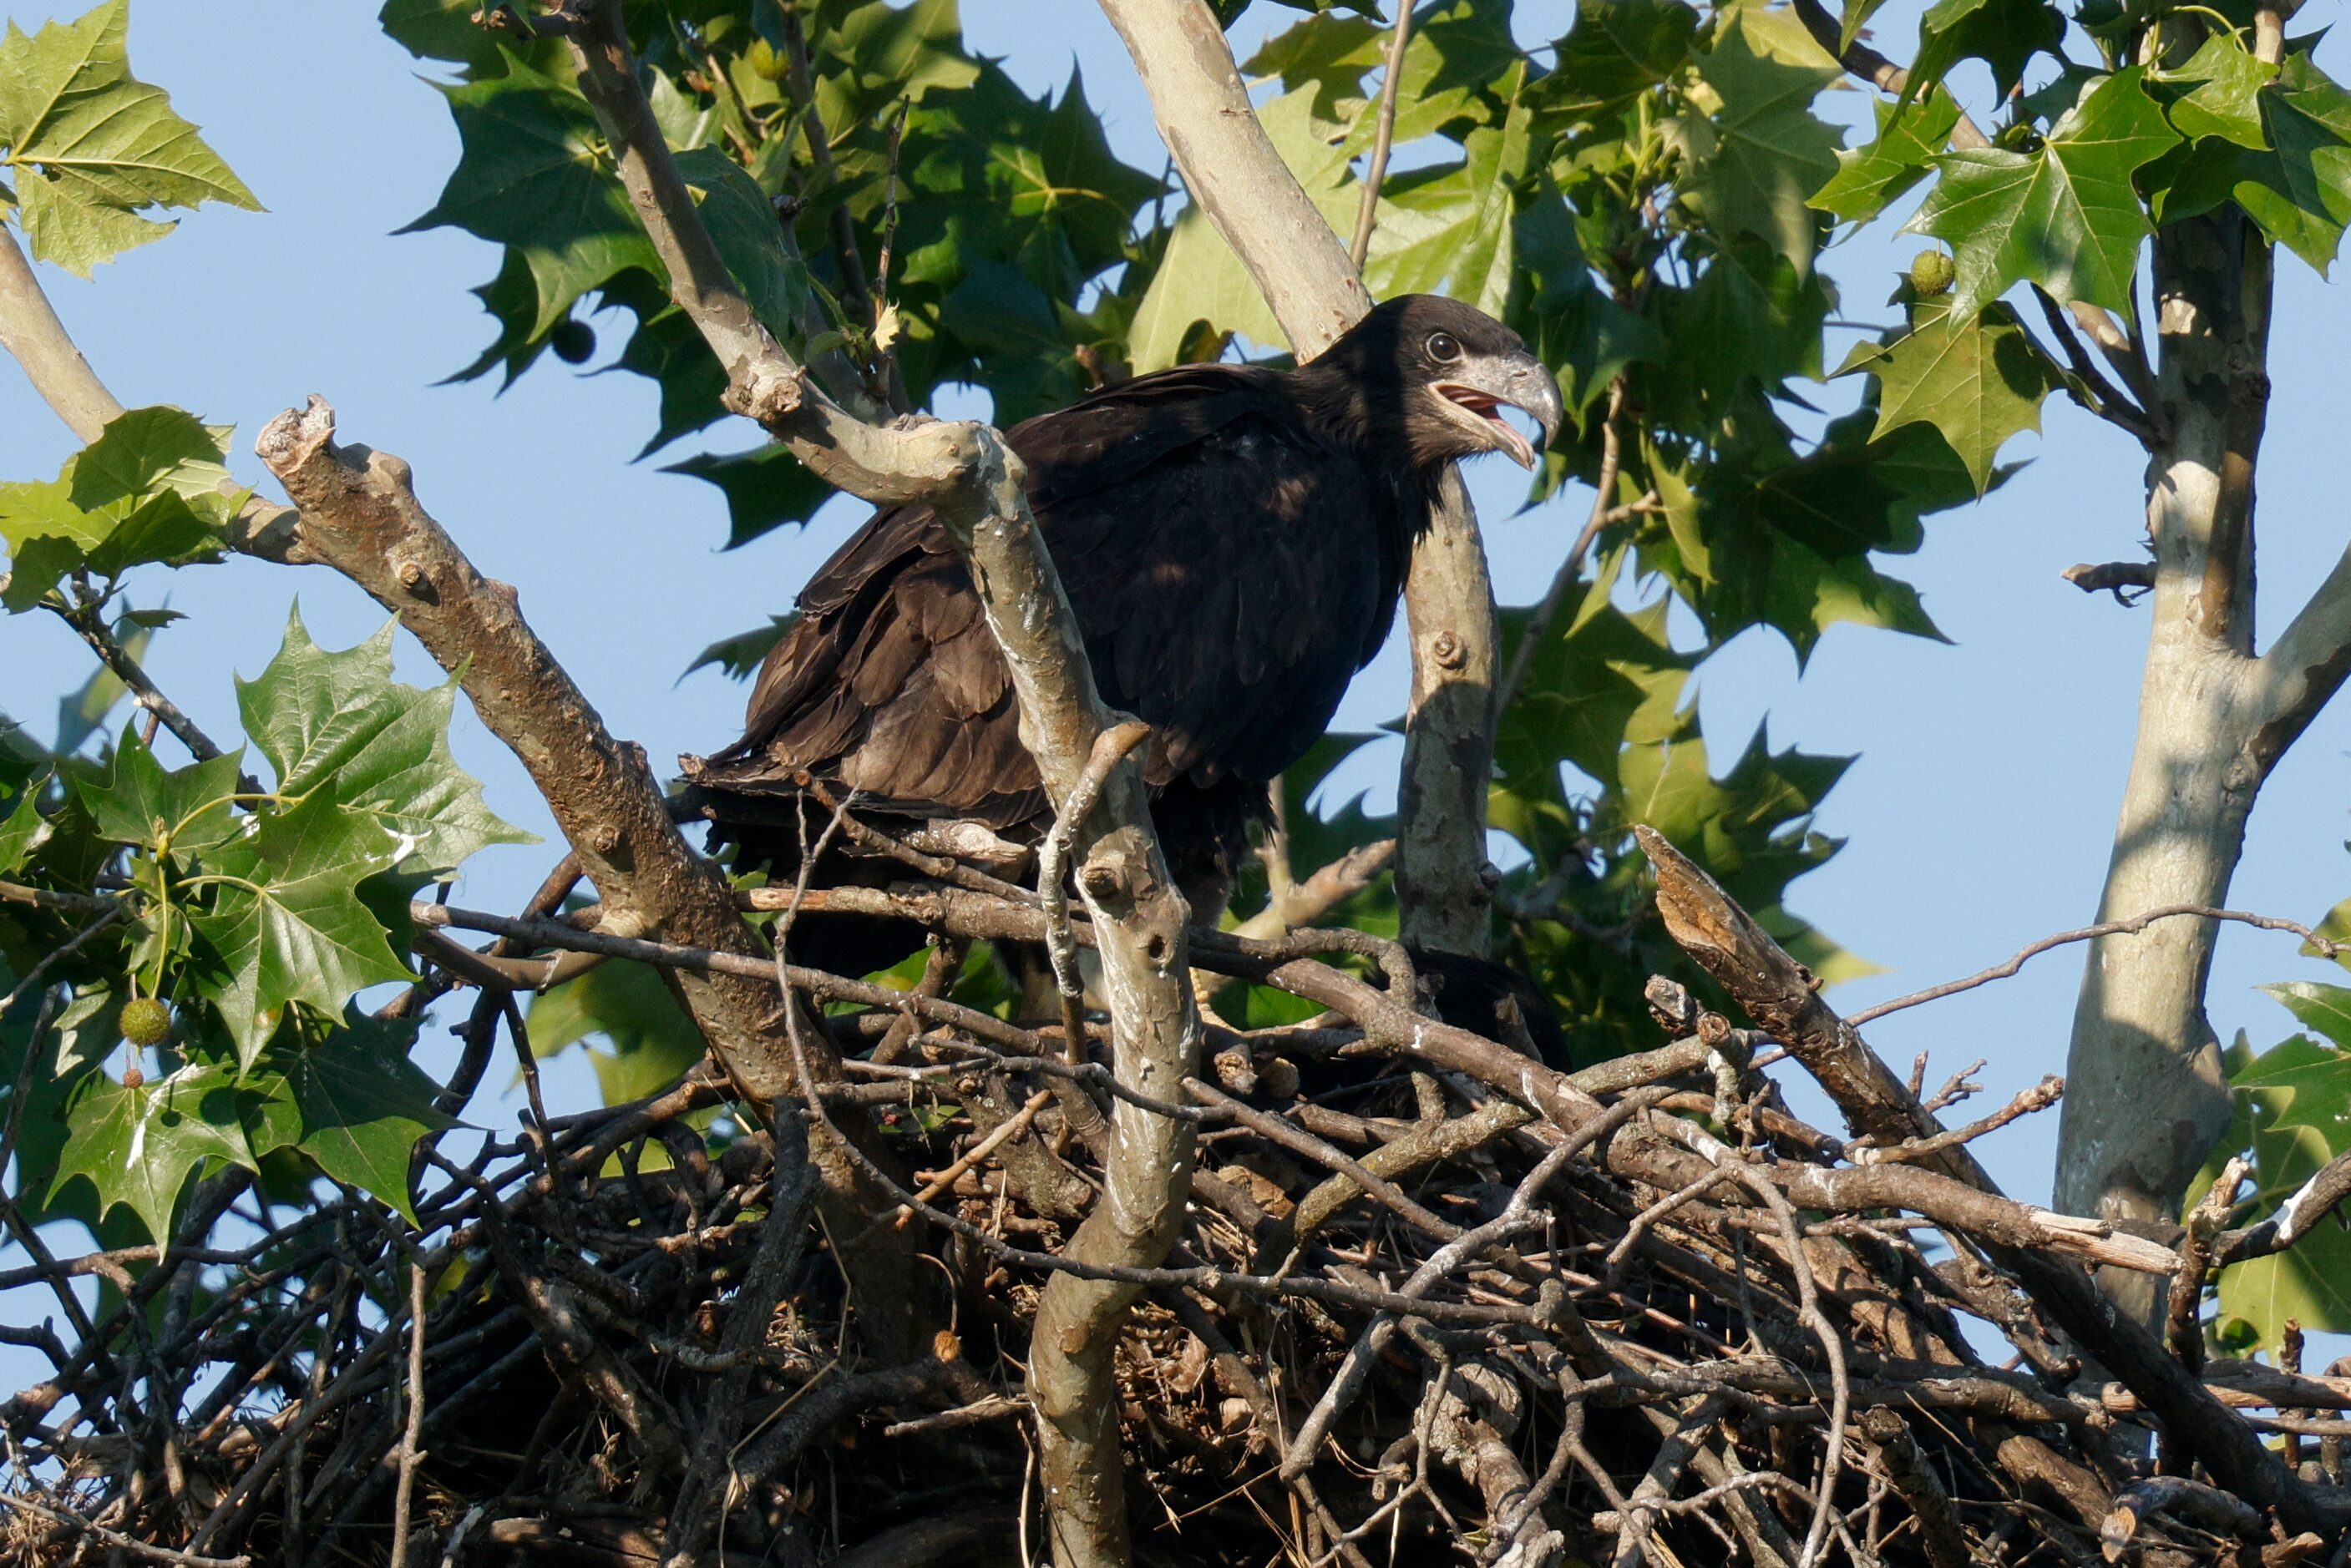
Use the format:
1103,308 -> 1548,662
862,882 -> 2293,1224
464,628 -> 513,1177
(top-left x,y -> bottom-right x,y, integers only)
1347,3 -> 1414,270
387,1259 -> 429,1568
1850,903 -> 2343,1025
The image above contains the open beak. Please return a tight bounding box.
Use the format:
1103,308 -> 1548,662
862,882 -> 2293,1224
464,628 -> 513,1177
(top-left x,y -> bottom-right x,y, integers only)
1431,352 -> 1564,469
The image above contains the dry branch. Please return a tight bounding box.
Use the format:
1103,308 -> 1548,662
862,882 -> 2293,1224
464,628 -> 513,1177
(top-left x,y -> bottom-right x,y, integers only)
555,6 -> 1203,1560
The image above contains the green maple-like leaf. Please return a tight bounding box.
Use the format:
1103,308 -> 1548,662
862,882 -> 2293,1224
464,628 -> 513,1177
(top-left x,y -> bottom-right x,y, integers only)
76,724 -> 243,854
1680,3 -> 1842,273
529,959 -> 704,1105
1667,240 -> 1830,407
241,1011 -> 453,1222
2262,982 -> 2351,1054
1909,0 -> 2065,100
187,792 -> 413,1069
53,1062 -> 251,1242
2212,1032 -> 2351,1343
684,615 -> 798,682
1903,68 -> 2180,322
0,406 -> 235,608
1843,298 -> 2059,493
1534,0 -> 1697,121
2161,53 -> 2351,273
0,0 -> 261,276
664,446 -> 832,552
1810,89 -> 1963,224
234,608 -> 531,879
68,406 -> 241,521
671,147 -> 809,343
2159,33 -> 2277,152
404,49 -> 660,341
0,786 -> 52,876
1372,68 -> 1538,317
1127,88 -> 1357,370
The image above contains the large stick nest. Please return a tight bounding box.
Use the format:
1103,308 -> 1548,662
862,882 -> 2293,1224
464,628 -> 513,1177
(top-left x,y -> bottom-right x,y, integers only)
6,837 -> 2349,1568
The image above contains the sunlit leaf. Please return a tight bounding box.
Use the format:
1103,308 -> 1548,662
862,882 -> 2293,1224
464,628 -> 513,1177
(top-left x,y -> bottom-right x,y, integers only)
0,0 -> 261,276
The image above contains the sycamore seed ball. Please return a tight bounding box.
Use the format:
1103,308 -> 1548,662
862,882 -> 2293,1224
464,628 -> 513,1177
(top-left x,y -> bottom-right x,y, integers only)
119,997 -> 171,1048
1910,250 -> 1956,298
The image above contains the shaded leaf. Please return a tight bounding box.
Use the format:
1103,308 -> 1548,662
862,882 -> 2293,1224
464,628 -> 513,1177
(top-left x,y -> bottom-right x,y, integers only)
404,50 -> 660,340
1910,0 -> 2066,100
241,1011 -> 453,1222
529,959 -> 704,1105
1536,0 -> 1699,120
2161,53 -> 2351,272
686,615 -> 797,682
673,146 -> 809,341
54,1062 -> 250,1242
663,444 -> 834,550
187,793 -> 411,1068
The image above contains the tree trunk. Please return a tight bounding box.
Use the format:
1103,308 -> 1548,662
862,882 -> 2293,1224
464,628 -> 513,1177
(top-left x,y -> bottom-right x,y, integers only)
2055,211 -> 2273,1284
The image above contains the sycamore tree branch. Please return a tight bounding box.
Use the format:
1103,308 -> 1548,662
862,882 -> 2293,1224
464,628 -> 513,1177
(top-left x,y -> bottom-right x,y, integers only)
0,228 -> 123,443
0,228 -> 309,565
1096,0 -> 1500,957
252,397 -> 935,1361
2247,539 -> 2351,774
557,6 -> 1201,1562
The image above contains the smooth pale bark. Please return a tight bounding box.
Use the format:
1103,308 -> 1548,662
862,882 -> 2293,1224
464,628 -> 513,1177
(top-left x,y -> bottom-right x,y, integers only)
2050,210 -> 2338,1337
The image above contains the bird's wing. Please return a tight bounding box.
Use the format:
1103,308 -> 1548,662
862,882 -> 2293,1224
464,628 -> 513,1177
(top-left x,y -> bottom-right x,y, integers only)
702,363 -> 1397,827
1036,404 -> 1399,789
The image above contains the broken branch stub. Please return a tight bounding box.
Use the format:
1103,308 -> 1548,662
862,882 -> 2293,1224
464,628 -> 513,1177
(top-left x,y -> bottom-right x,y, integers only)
1633,822 -> 2322,1531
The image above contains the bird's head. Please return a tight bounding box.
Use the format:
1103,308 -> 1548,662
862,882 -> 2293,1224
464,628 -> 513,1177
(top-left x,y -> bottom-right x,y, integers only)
1313,295 -> 1564,472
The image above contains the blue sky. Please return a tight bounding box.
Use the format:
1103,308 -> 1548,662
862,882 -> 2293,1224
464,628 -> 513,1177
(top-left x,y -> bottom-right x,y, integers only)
3,0 -> 2350,1263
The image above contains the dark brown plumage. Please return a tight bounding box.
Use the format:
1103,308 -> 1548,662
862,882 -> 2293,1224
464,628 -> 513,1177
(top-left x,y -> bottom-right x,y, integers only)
683,296 -> 1560,971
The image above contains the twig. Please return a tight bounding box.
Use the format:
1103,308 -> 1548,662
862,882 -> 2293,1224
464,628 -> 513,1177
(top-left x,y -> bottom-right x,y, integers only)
2217,1146 -> 2351,1266
1496,376 -> 1634,721
388,1259 -> 429,1568
0,225 -> 124,442
0,902 -> 129,1021
895,1090 -> 1053,1227
53,599 -> 231,765
1347,3 -> 1414,270
0,1491 -> 252,1568
2063,559 -> 2156,605
1857,1409 -> 1970,1568
1847,1074 -> 2063,1165
2030,285 -> 2158,445
1850,903 -> 2343,1025
1279,1093 -> 1661,1479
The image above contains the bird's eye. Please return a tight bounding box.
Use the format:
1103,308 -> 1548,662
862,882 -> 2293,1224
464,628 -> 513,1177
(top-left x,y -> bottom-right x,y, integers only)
1426,331 -> 1462,363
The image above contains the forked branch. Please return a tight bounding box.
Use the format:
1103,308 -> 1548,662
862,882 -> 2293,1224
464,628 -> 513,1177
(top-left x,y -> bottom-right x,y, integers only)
555,5 -> 1202,1561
